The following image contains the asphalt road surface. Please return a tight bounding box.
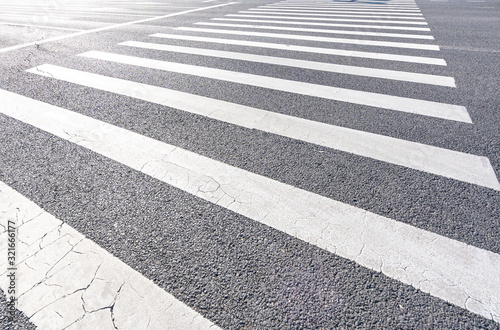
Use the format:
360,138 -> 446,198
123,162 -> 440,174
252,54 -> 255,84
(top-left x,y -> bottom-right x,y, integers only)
0,0 -> 499,328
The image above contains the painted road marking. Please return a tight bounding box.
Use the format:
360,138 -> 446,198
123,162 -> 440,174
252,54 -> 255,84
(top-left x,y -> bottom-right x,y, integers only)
196,22 -> 434,39
28,64 -> 497,189
0,181 -> 220,329
267,1 -> 419,5
257,7 -> 423,14
212,18 -> 432,31
174,27 -> 440,50
244,9 -> 426,19
1,88 -> 498,322
121,40 -> 452,86
261,6 -> 421,11
265,2 -> 420,6
152,32 -> 444,71
152,33 -> 446,66
227,13 -> 429,25
77,51 -> 465,121
0,2 -> 238,54
260,6 -> 422,12
260,3 -> 419,6
269,1 -> 418,4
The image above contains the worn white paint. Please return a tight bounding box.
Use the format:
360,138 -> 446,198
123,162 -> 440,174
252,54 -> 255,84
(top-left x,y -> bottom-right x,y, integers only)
0,181 -> 220,329
0,88 -> 499,322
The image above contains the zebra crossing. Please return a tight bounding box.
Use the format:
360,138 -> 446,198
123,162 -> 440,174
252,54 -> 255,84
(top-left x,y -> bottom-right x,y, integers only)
0,181 -> 220,329
1,0 -> 499,328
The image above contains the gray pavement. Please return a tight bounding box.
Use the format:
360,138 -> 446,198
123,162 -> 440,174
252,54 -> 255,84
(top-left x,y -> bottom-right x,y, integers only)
0,0 -> 499,328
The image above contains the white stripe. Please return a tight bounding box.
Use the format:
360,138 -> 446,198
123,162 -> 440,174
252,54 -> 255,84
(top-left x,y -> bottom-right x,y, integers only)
230,13 -> 429,24
269,1 -> 419,5
1,88 -> 499,322
261,5 -> 422,11
258,6 -> 423,14
244,9 -> 425,19
151,33 -> 446,65
262,6 -> 421,11
29,64 -> 495,189
264,3 -> 420,5
0,2 -> 238,54
284,0 -> 419,2
261,3 -> 419,6
268,1 -> 418,3
247,8 -> 424,18
77,51 -> 465,121
175,27 -> 439,50
266,4 -> 420,7
268,2 -> 419,5
122,41 -> 452,86
0,182 -> 220,329
212,18 -> 432,31
196,22 -> 434,40
277,2 -> 419,4
340,2 -> 418,3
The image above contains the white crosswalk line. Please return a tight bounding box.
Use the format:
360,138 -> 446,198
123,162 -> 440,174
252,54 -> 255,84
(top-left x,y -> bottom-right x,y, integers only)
268,2 -> 419,5
257,5 -> 421,15
175,27 -> 439,50
228,13 -> 429,25
270,1 -> 418,5
121,40 -> 451,85
27,63 -> 498,189
0,181 -> 220,330
76,51 -> 465,121
266,5 -> 420,8
244,9 -> 426,19
212,18 -> 432,31
153,33 -> 444,64
272,1 -> 418,4
257,7 -> 424,15
1,88 -> 499,323
196,22 -> 434,39
261,5 -> 422,12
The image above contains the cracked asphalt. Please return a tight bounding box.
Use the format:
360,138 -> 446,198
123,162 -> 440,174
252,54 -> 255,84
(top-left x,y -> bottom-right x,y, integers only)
1,0 -> 499,328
